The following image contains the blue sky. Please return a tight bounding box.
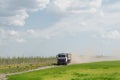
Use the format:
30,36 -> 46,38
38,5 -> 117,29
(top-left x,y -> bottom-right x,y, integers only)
0,0 -> 120,57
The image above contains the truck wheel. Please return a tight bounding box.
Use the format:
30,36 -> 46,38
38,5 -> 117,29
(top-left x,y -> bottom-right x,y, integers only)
64,62 -> 67,65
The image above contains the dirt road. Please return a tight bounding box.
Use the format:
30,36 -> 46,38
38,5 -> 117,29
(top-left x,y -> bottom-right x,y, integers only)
0,66 -> 57,80
0,74 -> 7,80
6,66 -> 56,76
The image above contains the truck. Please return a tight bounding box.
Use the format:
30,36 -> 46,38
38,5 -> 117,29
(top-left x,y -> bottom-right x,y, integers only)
56,53 -> 71,65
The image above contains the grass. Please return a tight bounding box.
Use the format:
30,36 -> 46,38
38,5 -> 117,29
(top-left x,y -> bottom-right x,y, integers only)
0,57 -> 56,73
8,61 -> 120,80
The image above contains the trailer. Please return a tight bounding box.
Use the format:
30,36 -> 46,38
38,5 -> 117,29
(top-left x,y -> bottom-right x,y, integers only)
56,53 -> 71,65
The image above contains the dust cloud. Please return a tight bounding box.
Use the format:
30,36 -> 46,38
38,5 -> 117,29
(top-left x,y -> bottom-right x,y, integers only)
71,47 -> 120,64
71,53 -> 120,64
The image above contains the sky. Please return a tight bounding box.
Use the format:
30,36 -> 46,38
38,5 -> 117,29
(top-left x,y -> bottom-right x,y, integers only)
0,0 -> 120,57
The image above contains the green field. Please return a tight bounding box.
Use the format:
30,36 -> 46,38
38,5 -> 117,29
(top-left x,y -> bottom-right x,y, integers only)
8,61 -> 120,80
0,57 -> 56,73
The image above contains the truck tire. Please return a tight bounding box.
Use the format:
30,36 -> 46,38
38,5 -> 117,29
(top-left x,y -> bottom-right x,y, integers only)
64,62 -> 67,65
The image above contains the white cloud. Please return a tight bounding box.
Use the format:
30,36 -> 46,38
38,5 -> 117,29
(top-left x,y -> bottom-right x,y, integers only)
25,9 -> 120,40
38,0 -> 120,39
90,0 -> 102,7
8,10 -> 29,26
48,0 -> 102,14
0,0 -> 103,27
27,29 -> 35,34
102,30 -> 120,39
9,30 -> 19,36
0,0 -> 49,27
53,0 -> 72,12
37,0 -> 50,10
1,0 -> 120,43
102,1 -> 120,13
15,38 -> 26,43
26,29 -> 39,37
0,29 -> 26,43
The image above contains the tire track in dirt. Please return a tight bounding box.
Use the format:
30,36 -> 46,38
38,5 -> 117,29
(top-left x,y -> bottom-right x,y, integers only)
0,74 -> 7,80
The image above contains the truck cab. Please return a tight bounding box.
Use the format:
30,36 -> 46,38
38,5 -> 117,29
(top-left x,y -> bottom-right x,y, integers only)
56,53 -> 71,65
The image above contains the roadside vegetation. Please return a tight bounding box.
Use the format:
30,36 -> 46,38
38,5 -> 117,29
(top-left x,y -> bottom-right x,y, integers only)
0,57 -> 56,73
8,61 -> 120,80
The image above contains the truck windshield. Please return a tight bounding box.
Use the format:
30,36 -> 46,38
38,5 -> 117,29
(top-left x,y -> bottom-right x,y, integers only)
58,55 -> 65,57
